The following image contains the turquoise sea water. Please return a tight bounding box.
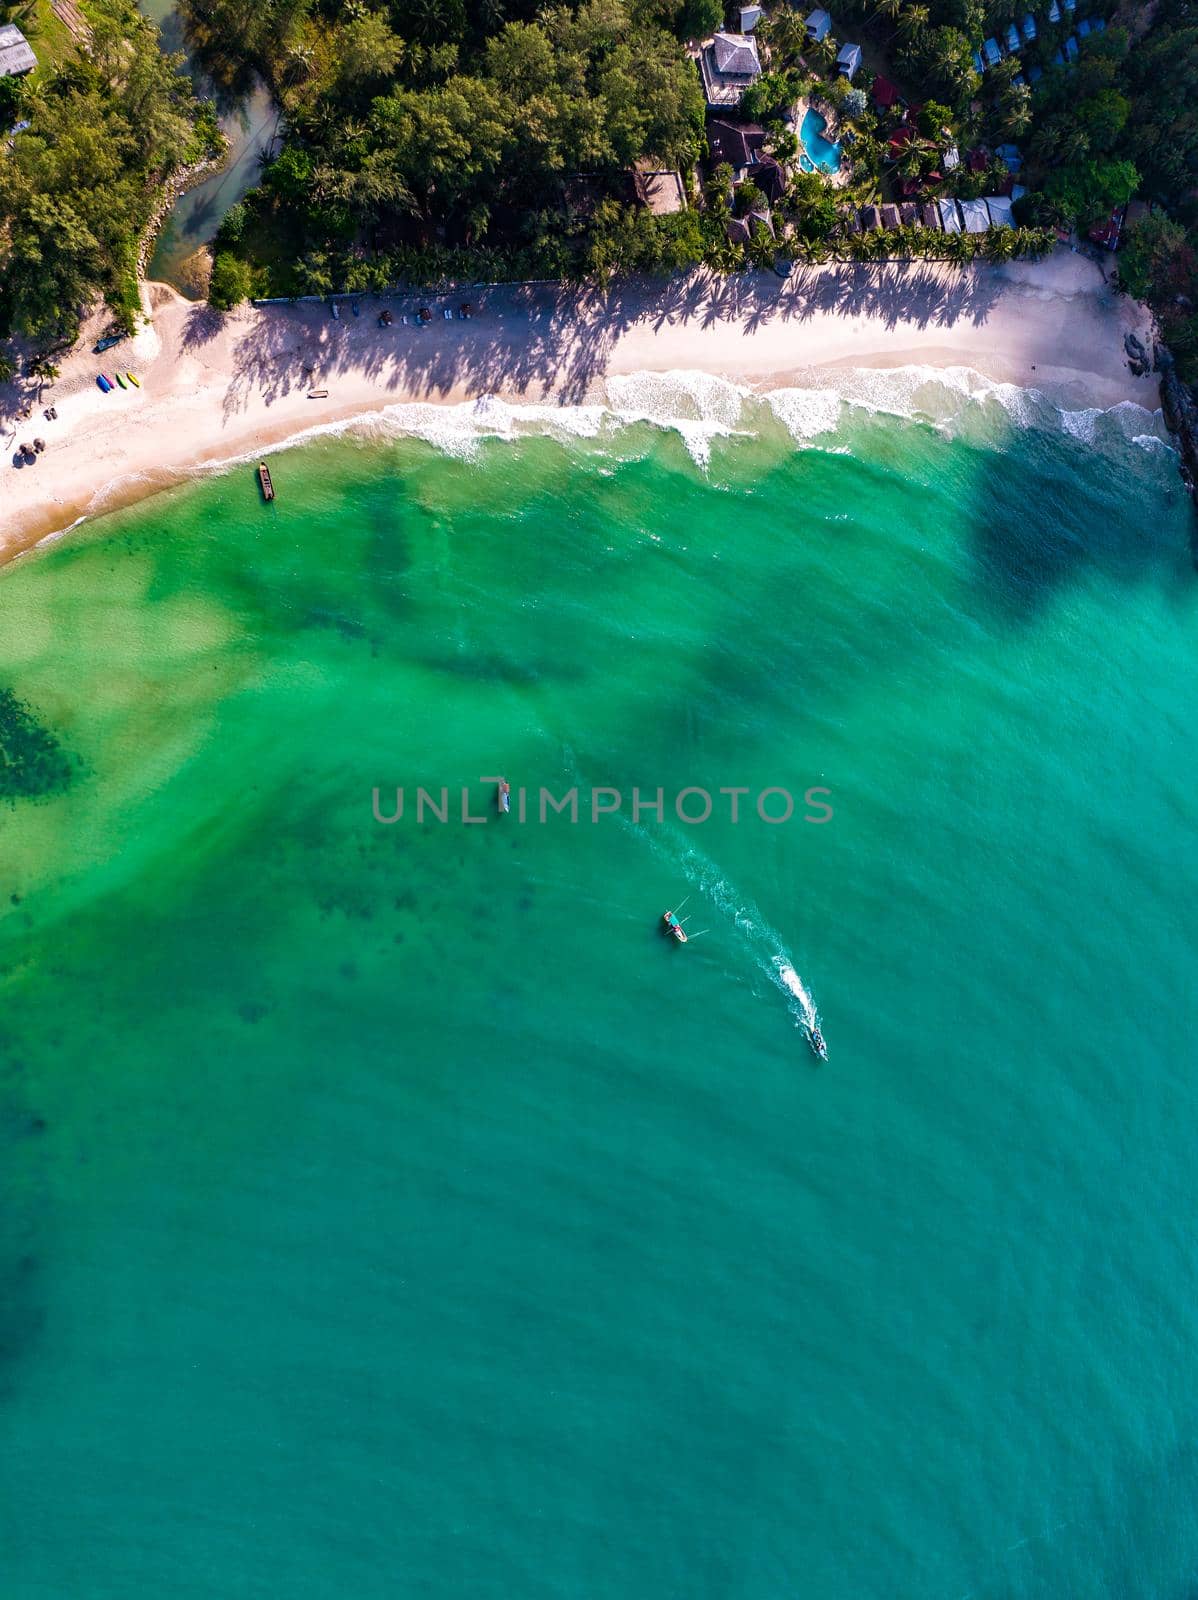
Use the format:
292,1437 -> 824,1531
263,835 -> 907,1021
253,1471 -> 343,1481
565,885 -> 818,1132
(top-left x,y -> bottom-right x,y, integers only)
0,374 -> 1196,1597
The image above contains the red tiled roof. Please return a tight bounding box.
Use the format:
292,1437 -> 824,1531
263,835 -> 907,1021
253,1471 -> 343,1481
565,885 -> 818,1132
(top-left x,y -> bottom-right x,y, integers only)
873,75 -> 900,106
1089,206 -> 1123,249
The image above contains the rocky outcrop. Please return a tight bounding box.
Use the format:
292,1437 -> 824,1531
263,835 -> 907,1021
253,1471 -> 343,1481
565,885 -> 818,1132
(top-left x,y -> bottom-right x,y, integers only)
136,152 -> 223,281
1124,331 -> 1151,376
1156,344 -> 1198,553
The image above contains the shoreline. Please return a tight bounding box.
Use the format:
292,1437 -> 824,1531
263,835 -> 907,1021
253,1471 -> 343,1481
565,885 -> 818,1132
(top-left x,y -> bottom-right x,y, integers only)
0,253 -> 1160,565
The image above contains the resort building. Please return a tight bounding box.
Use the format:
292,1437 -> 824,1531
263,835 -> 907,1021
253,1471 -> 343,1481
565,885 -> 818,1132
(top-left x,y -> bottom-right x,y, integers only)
1021,13 -> 1037,40
1005,23 -> 1020,52
880,202 -> 901,228
0,23 -> 37,77
860,203 -> 882,230
873,74 -> 900,109
726,216 -> 752,244
738,5 -> 763,31
836,42 -> 862,78
959,198 -> 990,232
698,32 -> 762,108
938,197 -> 963,232
707,119 -> 767,177
984,195 -> 1015,227
982,36 -> 1002,66
805,9 -> 832,42
920,202 -> 941,230
752,155 -> 787,202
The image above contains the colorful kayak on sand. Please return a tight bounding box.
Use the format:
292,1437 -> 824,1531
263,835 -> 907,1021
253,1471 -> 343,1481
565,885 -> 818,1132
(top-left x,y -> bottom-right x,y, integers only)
96,375 -> 112,393
126,372 -> 140,388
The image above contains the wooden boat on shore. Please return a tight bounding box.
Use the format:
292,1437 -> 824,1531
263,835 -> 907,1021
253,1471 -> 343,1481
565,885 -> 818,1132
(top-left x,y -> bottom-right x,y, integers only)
257,462 -> 275,502
308,389 -> 329,399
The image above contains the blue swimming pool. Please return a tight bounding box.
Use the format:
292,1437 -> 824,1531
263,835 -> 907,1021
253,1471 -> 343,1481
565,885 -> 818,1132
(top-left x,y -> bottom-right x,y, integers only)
799,106 -> 841,174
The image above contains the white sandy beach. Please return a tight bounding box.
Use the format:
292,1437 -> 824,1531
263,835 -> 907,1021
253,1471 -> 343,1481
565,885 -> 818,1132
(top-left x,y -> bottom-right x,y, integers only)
0,251 -> 1159,562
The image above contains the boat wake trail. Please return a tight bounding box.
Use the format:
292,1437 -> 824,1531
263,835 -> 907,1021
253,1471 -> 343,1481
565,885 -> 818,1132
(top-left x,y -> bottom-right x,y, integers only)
690,852 -> 821,1036
623,816 -> 821,1036
774,959 -> 819,1033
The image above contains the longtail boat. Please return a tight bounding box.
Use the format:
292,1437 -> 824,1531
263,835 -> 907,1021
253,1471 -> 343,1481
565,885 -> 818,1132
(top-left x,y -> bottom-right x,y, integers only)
662,909 -> 688,944
258,462 -> 275,502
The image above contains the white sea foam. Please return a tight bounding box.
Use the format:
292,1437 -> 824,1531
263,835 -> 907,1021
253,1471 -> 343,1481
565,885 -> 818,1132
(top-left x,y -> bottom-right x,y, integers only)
605,370 -> 751,467
188,365 -> 1173,483
764,386 -> 844,442
759,363 -> 1172,460
41,361 -> 1176,552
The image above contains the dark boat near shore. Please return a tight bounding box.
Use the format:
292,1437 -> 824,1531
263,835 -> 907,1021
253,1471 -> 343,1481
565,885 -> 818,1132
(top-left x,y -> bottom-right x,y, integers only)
258,462 -> 275,502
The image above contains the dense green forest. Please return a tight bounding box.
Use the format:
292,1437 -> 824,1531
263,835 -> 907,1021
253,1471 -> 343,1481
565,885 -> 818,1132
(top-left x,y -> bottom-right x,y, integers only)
0,0 -> 217,369
811,0 -> 1198,374
184,0 -> 724,298
1,0 -> 1197,374
1116,0 -> 1198,376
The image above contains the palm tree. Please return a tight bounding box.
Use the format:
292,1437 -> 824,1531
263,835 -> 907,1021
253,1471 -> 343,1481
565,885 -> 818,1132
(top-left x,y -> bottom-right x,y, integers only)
1000,85 -> 1033,138
985,226 -> 1017,262
810,33 -> 838,72
897,5 -> 930,40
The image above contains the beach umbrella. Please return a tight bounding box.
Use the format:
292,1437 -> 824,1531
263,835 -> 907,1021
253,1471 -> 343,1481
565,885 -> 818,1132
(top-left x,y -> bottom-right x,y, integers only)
33,438 -> 45,452
418,307 -> 432,323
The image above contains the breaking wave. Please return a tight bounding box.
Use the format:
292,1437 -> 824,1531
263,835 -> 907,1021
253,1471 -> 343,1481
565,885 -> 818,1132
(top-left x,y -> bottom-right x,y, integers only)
35,363 -> 1176,554
226,364 -> 1174,473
